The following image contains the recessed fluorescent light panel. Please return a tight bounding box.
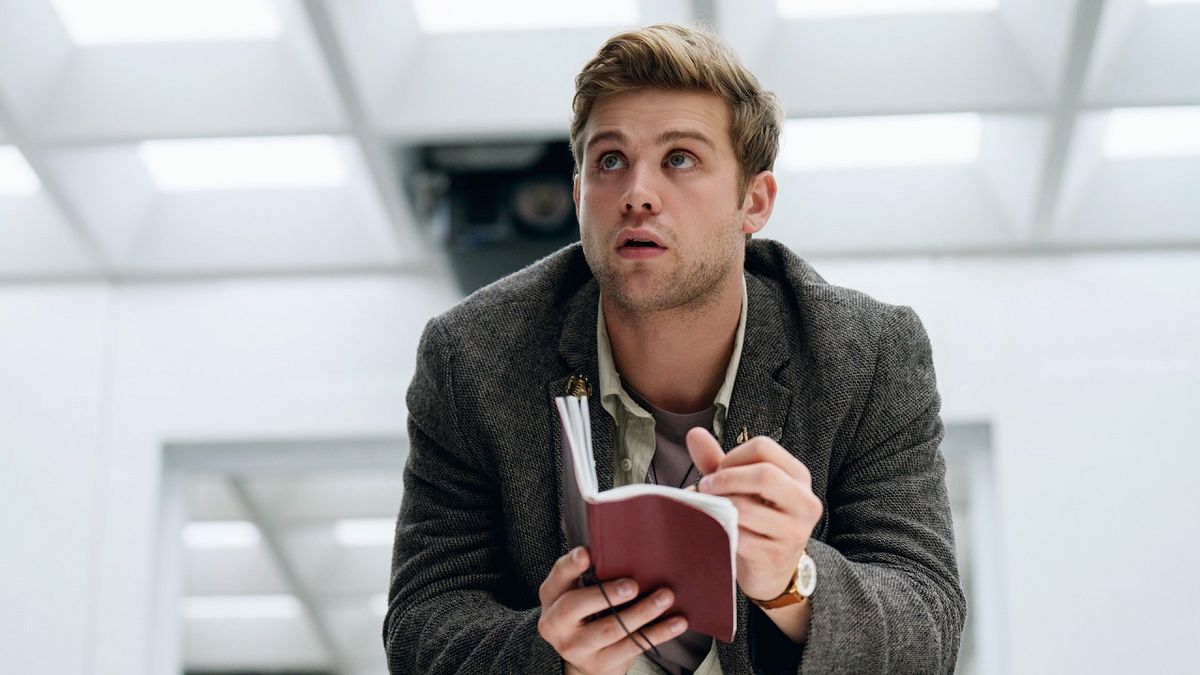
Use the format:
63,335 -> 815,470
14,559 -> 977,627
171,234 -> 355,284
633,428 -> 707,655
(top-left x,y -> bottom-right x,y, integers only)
333,518 -> 395,547
778,0 -> 998,19
0,146 -> 40,195
51,0 -> 281,45
183,595 -> 301,620
138,136 -> 347,192
413,0 -> 638,33
1104,107 -> 1200,159
779,113 -> 982,170
1145,0 -> 1200,6
182,521 -> 261,549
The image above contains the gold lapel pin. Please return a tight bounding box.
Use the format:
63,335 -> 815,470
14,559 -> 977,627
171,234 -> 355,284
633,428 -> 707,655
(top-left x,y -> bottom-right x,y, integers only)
566,375 -> 593,398
736,426 -> 751,444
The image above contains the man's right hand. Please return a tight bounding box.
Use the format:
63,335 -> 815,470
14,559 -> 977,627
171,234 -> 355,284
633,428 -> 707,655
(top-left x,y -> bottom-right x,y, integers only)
537,546 -> 687,675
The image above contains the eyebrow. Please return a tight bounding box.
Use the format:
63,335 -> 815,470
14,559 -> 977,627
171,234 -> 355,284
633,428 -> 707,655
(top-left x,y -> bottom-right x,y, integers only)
584,129 -> 719,155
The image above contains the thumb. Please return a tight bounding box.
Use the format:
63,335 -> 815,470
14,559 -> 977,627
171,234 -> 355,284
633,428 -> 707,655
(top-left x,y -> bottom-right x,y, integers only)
686,427 -> 725,476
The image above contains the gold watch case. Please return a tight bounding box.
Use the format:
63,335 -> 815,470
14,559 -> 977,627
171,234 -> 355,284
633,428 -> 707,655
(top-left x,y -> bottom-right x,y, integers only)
752,552 -> 817,610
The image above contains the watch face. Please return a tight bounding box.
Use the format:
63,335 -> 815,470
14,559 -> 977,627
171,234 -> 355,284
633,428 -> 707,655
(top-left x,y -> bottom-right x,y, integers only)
797,554 -> 817,596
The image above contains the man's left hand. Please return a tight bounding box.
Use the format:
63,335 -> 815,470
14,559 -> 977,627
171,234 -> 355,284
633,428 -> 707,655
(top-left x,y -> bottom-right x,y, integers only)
686,428 -> 823,603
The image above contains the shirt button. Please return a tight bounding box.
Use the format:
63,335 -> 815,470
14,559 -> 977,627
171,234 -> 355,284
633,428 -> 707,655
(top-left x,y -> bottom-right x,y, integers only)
620,458 -> 633,472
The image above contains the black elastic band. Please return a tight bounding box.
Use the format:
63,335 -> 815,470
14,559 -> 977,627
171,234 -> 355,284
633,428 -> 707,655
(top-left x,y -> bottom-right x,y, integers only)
580,567 -> 668,666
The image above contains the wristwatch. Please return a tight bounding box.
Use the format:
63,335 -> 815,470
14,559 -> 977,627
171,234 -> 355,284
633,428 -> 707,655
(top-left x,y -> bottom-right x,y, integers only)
751,552 -> 816,609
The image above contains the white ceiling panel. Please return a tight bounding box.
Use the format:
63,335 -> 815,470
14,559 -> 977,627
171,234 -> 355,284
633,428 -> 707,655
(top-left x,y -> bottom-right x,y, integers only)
186,546 -> 289,597
1087,0 -> 1200,107
773,166 -> 1019,254
378,28 -> 637,139
183,612 -> 328,671
182,469 -> 400,673
413,0 -> 640,33
34,42 -> 344,143
0,0 -> 1195,279
1051,108 -> 1200,245
50,0 -> 283,45
126,189 -> 396,272
322,0 -> 424,127
774,112 -> 1047,253
976,113 -> 1051,237
244,473 -> 403,521
0,192 -> 100,276
994,0 -> 1079,96
0,0 -> 75,126
762,11 -> 1052,117
46,137 -> 409,273
1054,156 -> 1200,245
42,143 -> 157,264
1,1 -> 345,144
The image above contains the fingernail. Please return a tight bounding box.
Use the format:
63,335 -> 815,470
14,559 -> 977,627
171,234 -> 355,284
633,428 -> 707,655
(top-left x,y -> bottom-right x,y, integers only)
571,547 -> 582,563
655,590 -> 673,608
618,581 -> 635,598
671,618 -> 687,634
699,476 -> 712,491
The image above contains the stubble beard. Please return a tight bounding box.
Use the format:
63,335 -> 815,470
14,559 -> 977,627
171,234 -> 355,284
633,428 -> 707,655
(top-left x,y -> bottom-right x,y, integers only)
586,213 -> 744,319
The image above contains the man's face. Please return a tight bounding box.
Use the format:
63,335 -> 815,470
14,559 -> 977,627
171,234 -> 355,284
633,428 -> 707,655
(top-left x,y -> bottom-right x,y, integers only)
574,89 -> 767,316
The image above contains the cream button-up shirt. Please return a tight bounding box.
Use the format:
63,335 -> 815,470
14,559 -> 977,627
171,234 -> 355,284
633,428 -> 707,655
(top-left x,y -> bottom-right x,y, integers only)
595,275 -> 749,675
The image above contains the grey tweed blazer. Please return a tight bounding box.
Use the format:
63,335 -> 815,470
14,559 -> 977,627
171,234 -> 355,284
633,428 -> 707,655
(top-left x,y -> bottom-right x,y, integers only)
386,239 -> 966,674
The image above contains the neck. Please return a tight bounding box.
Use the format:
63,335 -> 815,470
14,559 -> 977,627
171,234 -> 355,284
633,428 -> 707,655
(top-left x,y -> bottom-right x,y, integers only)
603,270 -> 743,413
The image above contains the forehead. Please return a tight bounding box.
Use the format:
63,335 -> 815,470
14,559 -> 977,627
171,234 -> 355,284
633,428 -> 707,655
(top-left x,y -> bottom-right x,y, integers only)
583,89 -> 732,149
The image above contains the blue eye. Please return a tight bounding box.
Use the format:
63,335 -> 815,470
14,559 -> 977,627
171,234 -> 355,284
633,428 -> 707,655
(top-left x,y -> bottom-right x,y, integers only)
600,153 -> 625,170
667,152 -> 695,169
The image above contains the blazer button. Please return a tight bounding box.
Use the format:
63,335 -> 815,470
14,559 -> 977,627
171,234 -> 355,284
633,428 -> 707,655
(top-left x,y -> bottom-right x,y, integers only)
620,458 -> 633,472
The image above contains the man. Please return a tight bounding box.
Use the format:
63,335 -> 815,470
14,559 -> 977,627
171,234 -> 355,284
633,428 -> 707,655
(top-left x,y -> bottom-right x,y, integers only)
386,23 -> 965,675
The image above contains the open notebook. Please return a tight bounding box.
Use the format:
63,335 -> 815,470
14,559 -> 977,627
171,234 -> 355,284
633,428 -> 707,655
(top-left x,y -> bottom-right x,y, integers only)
555,395 -> 739,641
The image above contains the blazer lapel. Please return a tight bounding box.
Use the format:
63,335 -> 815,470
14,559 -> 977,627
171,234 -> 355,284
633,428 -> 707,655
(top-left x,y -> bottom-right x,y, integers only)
721,274 -> 794,454
547,279 -> 616,553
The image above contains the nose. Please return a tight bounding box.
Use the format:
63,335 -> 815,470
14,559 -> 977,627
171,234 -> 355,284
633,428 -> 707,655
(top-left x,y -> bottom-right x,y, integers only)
621,164 -> 662,216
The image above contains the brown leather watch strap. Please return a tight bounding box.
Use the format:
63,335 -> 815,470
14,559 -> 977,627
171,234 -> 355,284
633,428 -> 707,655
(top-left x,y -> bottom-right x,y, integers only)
750,568 -> 805,609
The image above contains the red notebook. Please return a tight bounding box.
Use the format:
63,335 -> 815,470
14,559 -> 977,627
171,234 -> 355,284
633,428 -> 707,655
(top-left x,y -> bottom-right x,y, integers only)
555,395 -> 738,642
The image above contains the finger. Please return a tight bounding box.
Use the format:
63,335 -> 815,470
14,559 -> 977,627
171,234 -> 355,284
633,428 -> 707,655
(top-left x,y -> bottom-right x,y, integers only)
574,587 -> 677,654
721,437 -> 811,485
552,577 -> 642,625
595,614 -> 689,667
539,547 -> 591,607
699,464 -> 806,513
686,427 -> 725,476
726,495 -> 793,538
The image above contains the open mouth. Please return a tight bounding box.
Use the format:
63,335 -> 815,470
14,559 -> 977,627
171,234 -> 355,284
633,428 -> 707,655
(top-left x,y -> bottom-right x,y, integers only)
616,230 -> 666,257
621,239 -> 660,248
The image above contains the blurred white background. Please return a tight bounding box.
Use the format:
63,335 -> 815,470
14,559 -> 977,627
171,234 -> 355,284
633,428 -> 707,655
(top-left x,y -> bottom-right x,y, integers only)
1,1 -> 1198,674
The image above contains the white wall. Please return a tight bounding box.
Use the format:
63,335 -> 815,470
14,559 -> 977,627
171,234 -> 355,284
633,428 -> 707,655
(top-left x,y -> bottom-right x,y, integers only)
0,284 -> 111,675
814,250 -> 1200,675
0,274 -> 457,675
1,248 -> 1197,674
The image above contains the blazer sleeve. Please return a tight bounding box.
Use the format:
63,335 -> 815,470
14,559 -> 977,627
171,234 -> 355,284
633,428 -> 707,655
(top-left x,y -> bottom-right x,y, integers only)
383,318 -> 561,674
796,305 -> 967,674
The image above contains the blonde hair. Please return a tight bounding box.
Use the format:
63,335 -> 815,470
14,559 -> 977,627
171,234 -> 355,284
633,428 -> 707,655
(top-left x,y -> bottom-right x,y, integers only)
570,23 -> 783,198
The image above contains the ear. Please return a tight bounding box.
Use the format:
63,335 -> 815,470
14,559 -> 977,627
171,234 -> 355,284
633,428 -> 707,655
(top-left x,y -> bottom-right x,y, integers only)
740,170 -> 777,236
572,173 -> 581,213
